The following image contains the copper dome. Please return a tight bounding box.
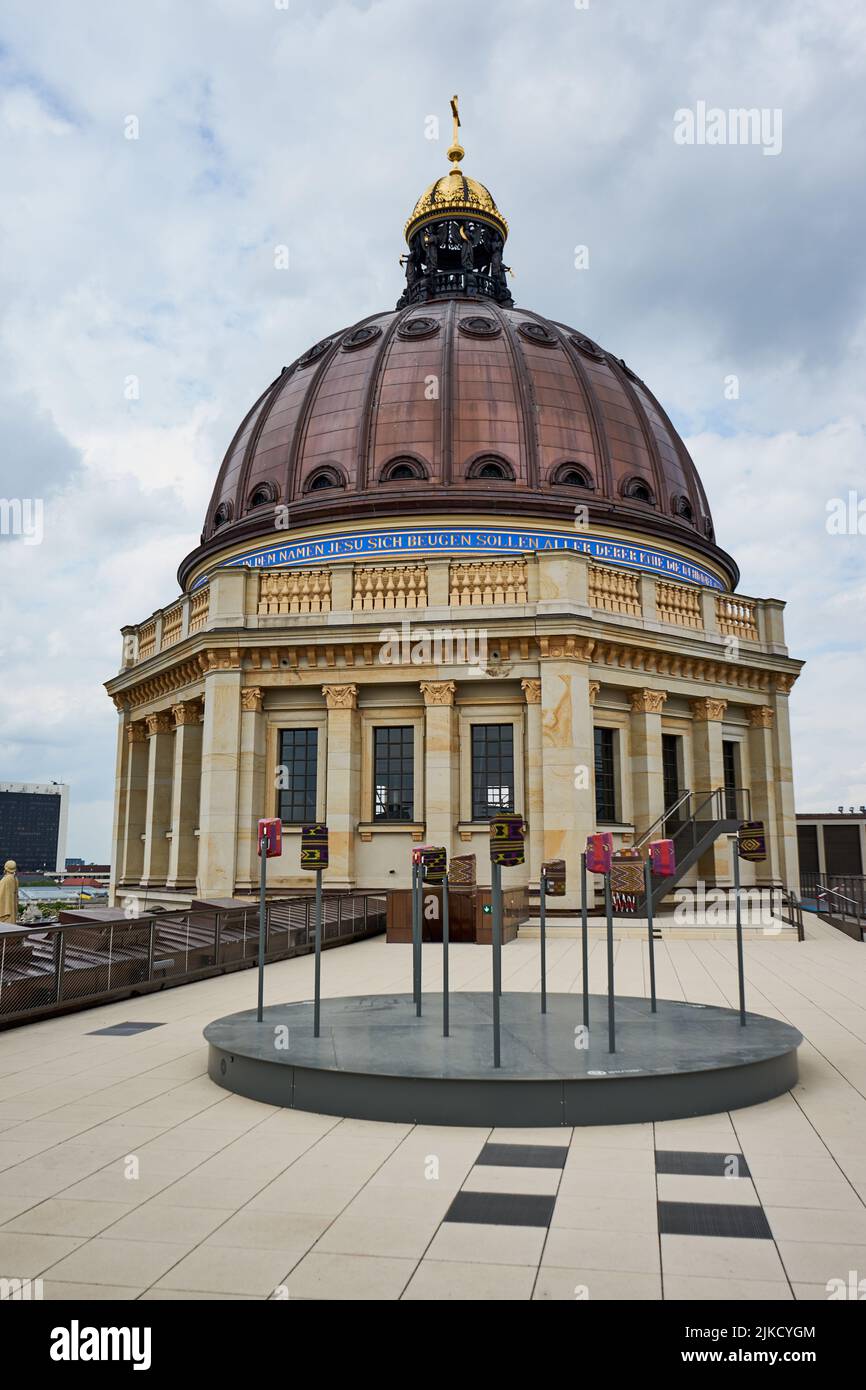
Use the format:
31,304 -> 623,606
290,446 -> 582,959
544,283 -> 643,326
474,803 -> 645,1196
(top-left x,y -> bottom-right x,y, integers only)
181,298 -> 736,589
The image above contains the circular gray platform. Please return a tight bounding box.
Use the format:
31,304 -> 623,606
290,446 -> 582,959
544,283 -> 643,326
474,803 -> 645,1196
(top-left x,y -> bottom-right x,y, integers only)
204,992 -> 802,1127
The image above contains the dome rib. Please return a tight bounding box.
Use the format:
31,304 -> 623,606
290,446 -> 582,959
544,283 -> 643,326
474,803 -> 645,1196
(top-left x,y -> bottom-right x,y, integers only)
286,331 -> 348,502
357,311 -> 402,493
236,366 -> 293,513
554,325 -> 615,499
499,308 -> 541,489
606,356 -> 668,512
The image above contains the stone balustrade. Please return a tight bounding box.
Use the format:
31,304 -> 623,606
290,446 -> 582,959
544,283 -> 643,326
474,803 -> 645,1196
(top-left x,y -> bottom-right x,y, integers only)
717,594 -> 759,641
138,619 -> 157,661
258,569 -> 332,615
352,564 -> 427,611
161,602 -> 183,648
189,587 -> 209,633
657,579 -> 702,629
122,555 -> 773,668
449,559 -> 528,606
588,563 -> 641,616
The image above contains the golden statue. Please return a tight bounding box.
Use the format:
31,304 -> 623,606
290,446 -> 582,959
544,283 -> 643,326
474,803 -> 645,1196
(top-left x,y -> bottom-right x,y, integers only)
0,860 -> 19,924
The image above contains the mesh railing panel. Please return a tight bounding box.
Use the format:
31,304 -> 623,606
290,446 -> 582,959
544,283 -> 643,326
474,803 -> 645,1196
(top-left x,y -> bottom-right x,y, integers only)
0,891 -> 384,1022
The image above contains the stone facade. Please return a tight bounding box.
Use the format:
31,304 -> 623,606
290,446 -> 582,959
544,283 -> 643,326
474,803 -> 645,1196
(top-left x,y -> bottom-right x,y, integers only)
106,537 -> 802,909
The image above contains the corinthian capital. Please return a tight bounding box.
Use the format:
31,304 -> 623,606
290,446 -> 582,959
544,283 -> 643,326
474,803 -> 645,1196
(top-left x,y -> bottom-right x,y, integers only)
520,678 -> 541,705
420,681 -> 456,707
691,697 -> 728,722
322,684 -> 358,710
630,688 -> 668,715
145,711 -> 173,737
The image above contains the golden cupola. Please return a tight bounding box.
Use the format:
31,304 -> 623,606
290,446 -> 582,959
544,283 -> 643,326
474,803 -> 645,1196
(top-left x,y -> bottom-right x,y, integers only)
398,96 -> 512,308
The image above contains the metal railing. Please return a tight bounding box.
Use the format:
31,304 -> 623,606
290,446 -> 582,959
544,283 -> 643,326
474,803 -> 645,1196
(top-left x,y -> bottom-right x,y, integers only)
0,893 -> 386,1028
634,786 -> 751,853
801,872 -> 866,921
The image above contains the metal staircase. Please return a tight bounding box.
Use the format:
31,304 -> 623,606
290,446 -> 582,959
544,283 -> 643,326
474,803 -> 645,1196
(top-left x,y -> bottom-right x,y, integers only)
632,787 -> 746,914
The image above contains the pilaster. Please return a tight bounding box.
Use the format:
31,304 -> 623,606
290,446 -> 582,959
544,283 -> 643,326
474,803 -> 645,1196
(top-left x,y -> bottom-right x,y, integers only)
166,700 -> 203,889
420,681 -> 458,856
141,711 -> 174,886
323,684 -> 361,889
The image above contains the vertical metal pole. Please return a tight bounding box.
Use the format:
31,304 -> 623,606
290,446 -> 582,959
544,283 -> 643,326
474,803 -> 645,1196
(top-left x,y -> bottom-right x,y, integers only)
411,861 -> 419,1007
539,873 -> 547,1014
314,868 -> 322,1038
644,858 -> 657,1014
256,837 -> 267,1023
415,863 -> 423,1017
581,852 -> 589,1029
492,859 -> 502,1068
442,878 -> 450,1038
734,845 -> 746,1026
605,871 -> 615,1053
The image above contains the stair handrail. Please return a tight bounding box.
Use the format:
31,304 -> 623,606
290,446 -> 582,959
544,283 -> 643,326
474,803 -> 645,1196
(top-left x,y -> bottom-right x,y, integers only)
633,789 -> 694,851
816,886 -> 861,912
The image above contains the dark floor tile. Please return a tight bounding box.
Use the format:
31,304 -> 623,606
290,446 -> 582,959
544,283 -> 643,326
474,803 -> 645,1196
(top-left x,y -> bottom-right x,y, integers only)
658,1201 -> 771,1239
87,1021 -> 166,1036
476,1142 -> 568,1170
445,1191 -> 556,1228
655,1150 -> 751,1179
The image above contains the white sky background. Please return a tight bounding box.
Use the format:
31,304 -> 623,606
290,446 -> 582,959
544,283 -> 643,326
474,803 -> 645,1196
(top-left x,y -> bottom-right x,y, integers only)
0,0 -> 864,860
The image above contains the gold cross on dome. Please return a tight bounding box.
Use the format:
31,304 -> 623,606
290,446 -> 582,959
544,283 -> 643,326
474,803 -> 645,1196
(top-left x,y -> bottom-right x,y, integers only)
447,94 -> 465,166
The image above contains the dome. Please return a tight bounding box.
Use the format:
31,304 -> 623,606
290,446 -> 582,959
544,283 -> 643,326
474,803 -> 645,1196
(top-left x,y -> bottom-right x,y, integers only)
179,97 -> 737,591
180,299 -> 736,590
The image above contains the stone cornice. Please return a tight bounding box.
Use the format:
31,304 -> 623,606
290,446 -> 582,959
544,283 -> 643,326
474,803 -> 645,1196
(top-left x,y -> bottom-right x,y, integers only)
107,631 -> 802,712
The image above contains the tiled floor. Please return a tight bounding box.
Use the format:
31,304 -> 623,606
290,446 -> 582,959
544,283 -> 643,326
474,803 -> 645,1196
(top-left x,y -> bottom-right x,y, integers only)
1,916 -> 865,1300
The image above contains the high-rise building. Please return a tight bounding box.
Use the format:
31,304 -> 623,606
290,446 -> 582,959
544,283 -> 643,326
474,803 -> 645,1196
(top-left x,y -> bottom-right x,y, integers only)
0,782 -> 69,873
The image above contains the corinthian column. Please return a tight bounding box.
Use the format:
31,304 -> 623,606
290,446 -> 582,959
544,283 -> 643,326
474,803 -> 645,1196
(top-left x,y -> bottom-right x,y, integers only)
237,686 -> 267,890
769,682 -> 799,887
166,700 -> 203,890
629,688 -> 668,839
690,696 -> 729,883
539,638 -> 594,911
323,684 -> 360,889
197,662 -> 243,897
141,711 -> 174,886
521,678 -> 543,887
420,681 -> 457,856
120,720 -> 148,886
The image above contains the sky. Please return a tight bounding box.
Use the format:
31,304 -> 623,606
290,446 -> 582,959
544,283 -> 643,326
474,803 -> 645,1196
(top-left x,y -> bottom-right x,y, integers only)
0,0 -> 864,861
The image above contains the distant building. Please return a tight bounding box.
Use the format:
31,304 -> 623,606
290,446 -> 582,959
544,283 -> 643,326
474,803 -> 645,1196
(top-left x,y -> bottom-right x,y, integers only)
797,810 -> 865,884
0,783 -> 69,873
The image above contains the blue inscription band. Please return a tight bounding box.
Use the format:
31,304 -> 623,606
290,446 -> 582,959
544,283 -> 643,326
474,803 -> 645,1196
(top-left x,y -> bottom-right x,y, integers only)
198,526 -> 725,591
